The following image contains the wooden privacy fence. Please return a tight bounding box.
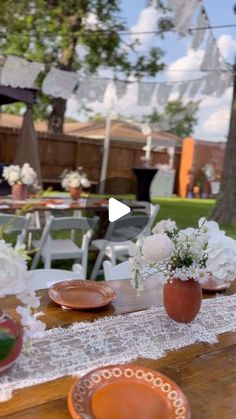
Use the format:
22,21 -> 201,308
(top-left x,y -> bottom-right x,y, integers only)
0,126 -> 174,193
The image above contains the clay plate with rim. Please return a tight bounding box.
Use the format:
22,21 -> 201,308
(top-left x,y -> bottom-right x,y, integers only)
202,277 -> 231,292
68,364 -> 191,419
48,280 -> 116,309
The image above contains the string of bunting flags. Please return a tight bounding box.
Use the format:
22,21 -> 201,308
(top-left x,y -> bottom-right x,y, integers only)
0,0 -> 233,108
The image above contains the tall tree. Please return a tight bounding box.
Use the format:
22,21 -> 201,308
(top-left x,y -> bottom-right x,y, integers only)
0,0 -> 166,132
145,100 -> 199,137
212,63 -> 236,225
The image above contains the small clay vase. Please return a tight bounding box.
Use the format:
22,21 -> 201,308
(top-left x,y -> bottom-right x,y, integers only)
69,187 -> 82,201
12,184 -> 28,201
163,278 -> 202,323
0,308 -> 23,373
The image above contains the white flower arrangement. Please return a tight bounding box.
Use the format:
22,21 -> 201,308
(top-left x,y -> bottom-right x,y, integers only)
0,240 -> 45,339
61,167 -> 91,190
131,217 -> 236,291
3,163 -> 37,186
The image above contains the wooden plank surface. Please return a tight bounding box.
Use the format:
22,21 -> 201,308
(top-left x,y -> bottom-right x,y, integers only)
1,278 -> 236,419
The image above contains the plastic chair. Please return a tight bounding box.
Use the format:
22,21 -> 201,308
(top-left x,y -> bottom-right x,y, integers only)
30,215 -> 98,277
26,267 -> 85,290
0,213 -> 31,246
103,260 -> 131,281
91,204 -> 160,278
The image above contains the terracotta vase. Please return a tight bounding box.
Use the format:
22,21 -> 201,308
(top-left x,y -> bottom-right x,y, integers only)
69,187 -> 81,201
163,278 -> 202,323
12,184 -> 28,201
0,308 -> 23,373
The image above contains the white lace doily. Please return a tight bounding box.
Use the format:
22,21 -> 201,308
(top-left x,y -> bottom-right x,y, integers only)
1,294 -> 236,402
42,67 -> 78,99
1,56 -> 44,88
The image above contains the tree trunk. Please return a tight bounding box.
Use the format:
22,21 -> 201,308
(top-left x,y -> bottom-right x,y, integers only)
211,64 -> 236,225
48,14 -> 82,133
48,97 -> 67,133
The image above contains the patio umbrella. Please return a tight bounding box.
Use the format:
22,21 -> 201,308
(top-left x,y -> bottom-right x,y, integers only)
14,105 -> 42,184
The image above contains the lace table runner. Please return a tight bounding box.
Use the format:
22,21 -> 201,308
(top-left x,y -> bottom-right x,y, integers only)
1,294 -> 236,402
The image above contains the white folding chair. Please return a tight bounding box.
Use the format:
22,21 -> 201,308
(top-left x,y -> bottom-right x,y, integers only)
103,260 -> 131,281
0,213 -> 31,246
26,268 -> 85,291
91,204 -> 160,275
30,215 -> 98,277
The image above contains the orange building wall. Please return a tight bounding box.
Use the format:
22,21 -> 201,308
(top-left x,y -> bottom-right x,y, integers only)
179,137 -> 195,198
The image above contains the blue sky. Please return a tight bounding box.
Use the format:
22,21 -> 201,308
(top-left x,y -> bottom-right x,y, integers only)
67,0 -> 236,142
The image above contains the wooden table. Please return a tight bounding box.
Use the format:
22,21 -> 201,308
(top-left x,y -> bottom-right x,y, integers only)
0,198 -> 146,213
1,278 -> 236,419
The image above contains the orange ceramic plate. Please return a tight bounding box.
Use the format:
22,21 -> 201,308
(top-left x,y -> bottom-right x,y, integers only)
48,280 -> 116,309
39,199 -> 65,206
202,277 -> 231,292
202,282 -> 231,292
68,364 -> 191,419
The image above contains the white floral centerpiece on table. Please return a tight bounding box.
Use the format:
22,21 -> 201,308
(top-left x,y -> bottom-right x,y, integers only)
0,240 -> 46,371
61,167 -> 91,200
2,163 -> 38,201
61,167 -> 91,190
131,218 -> 236,322
3,163 -> 37,187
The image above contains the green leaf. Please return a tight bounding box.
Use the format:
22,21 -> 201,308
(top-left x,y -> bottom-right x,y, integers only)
0,329 -> 17,362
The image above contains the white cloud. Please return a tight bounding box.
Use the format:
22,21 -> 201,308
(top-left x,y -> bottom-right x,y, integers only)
166,49 -> 204,81
130,7 -> 159,48
217,34 -> 236,60
203,107 -> 230,135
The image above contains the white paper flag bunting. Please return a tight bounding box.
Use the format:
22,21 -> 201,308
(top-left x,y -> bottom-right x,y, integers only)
77,76 -> 108,102
200,32 -> 220,71
191,7 -> 208,51
188,79 -> 202,98
201,73 -> 219,95
215,72 -> 233,97
42,67 -> 78,99
114,80 -> 128,99
137,82 -> 156,106
156,84 -> 173,106
1,56 -> 44,89
178,81 -> 190,98
168,0 -> 199,36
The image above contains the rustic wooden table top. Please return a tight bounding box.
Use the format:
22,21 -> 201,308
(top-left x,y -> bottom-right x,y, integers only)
0,198 -> 145,213
1,278 -> 236,419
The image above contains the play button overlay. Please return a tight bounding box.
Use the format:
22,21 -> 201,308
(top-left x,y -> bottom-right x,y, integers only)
84,177 -> 152,242
108,198 -> 131,222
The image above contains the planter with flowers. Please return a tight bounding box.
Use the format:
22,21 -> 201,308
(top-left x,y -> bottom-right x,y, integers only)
61,167 -> 91,201
2,163 -> 38,201
131,218 -> 236,323
0,239 -> 45,372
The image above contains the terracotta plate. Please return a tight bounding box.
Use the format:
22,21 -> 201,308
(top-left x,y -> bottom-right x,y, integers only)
202,277 -> 231,292
48,280 -> 116,309
68,364 -> 191,419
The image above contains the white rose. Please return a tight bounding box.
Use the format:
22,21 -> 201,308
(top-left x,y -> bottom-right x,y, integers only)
80,177 -> 91,188
3,165 -> 21,185
142,233 -> 174,264
152,219 -> 177,234
21,163 -> 37,185
0,240 -> 28,297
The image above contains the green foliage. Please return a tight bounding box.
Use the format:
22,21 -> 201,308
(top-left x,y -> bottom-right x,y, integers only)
146,100 -> 199,137
0,329 -> 17,361
89,113 -> 105,122
0,0 -> 167,124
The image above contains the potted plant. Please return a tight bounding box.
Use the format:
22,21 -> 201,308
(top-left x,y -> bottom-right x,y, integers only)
61,167 -> 91,201
131,218 -> 236,323
0,239 -> 45,372
2,163 -> 38,201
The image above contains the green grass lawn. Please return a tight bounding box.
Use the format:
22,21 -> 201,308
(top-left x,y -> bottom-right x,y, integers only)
151,197 -> 236,239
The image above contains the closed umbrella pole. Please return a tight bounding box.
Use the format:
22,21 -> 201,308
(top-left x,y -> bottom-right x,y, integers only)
99,108 -> 112,194
14,105 -> 42,185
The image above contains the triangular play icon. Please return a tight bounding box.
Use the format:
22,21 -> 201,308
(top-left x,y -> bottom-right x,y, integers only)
108,198 -> 131,222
